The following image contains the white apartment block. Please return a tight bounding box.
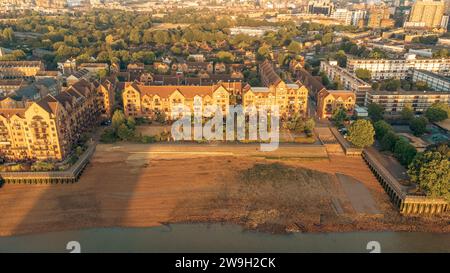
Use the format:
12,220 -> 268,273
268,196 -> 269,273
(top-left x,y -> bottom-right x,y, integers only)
320,61 -> 372,105
347,57 -> 450,80
365,91 -> 450,114
229,27 -> 278,37
330,9 -> 366,26
330,9 -> 353,25
412,69 -> 450,93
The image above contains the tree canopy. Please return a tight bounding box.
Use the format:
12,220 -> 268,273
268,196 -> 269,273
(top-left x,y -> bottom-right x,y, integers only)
347,119 -> 375,148
408,150 -> 450,202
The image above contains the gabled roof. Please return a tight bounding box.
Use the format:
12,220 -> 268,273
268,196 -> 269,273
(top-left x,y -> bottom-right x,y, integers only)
126,82 -> 231,99
319,89 -> 355,101
259,60 -> 282,87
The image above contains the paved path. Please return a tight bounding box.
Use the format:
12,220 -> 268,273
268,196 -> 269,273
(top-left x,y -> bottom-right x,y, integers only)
336,173 -> 380,215
98,142 -> 329,158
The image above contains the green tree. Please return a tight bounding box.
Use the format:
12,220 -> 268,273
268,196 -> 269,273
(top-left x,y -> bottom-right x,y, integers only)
415,80 -> 428,91
408,151 -> 450,201
75,146 -> 84,157
257,45 -> 271,60
380,79 -> 401,91
393,138 -> 417,166
126,116 -> 136,130
2,28 -> 14,42
400,106 -> 414,122
304,118 -> 315,136
331,108 -> 347,127
355,68 -> 371,81
112,110 -> 126,130
381,131 -> 399,151
287,41 -> 302,54
216,51 -> 235,63
335,50 -> 347,67
433,48 -> 449,58
367,103 -> 384,122
428,102 -> 450,117
153,30 -> 170,45
373,120 -> 392,140
117,123 -> 134,141
425,105 -> 448,122
409,116 -> 428,136
347,119 -> 375,148
131,50 -> 155,64
371,82 -> 380,91
129,29 -> 141,45
321,33 -> 333,45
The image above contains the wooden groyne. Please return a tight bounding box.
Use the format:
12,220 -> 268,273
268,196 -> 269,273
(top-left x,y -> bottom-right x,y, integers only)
362,149 -> 448,216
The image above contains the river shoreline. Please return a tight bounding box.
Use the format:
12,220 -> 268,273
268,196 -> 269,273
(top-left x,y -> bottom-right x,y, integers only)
0,144 -> 448,238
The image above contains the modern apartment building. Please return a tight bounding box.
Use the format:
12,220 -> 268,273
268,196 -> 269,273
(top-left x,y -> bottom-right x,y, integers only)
367,5 -> 394,28
0,61 -> 45,79
307,0 -> 335,16
229,26 -> 278,37
0,79 -> 100,161
320,61 -> 372,105
347,57 -> 450,80
317,89 -> 356,119
330,9 -> 367,26
408,0 -> 445,28
365,91 -> 450,114
412,69 -> 450,92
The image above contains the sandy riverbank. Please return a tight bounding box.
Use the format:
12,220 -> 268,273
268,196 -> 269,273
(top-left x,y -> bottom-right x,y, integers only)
0,143 -> 448,237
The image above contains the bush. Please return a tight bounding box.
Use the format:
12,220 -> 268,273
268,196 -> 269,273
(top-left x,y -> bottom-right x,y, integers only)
140,135 -> 157,143
117,123 -> 134,141
100,128 -> 118,143
31,161 -> 56,171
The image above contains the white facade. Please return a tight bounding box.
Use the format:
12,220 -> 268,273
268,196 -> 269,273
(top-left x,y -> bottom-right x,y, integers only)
365,91 -> 450,114
412,69 -> 450,92
347,57 -> 450,80
320,61 -> 372,105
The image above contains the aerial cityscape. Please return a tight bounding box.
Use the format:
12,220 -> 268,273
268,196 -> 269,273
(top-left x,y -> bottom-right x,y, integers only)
0,0 -> 449,256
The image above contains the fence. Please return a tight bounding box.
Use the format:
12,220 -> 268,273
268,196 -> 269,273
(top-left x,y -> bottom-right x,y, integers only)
0,145 -> 96,184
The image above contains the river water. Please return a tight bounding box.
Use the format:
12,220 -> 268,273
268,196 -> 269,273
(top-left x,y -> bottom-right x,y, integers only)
0,224 -> 449,253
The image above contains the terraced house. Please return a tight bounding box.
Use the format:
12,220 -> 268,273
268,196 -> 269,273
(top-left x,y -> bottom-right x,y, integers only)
0,61 -> 44,79
94,78 -> 116,120
0,79 -> 100,161
242,81 -> 309,118
253,60 -> 309,117
317,89 -> 356,119
123,77 -> 309,120
122,81 -> 238,119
